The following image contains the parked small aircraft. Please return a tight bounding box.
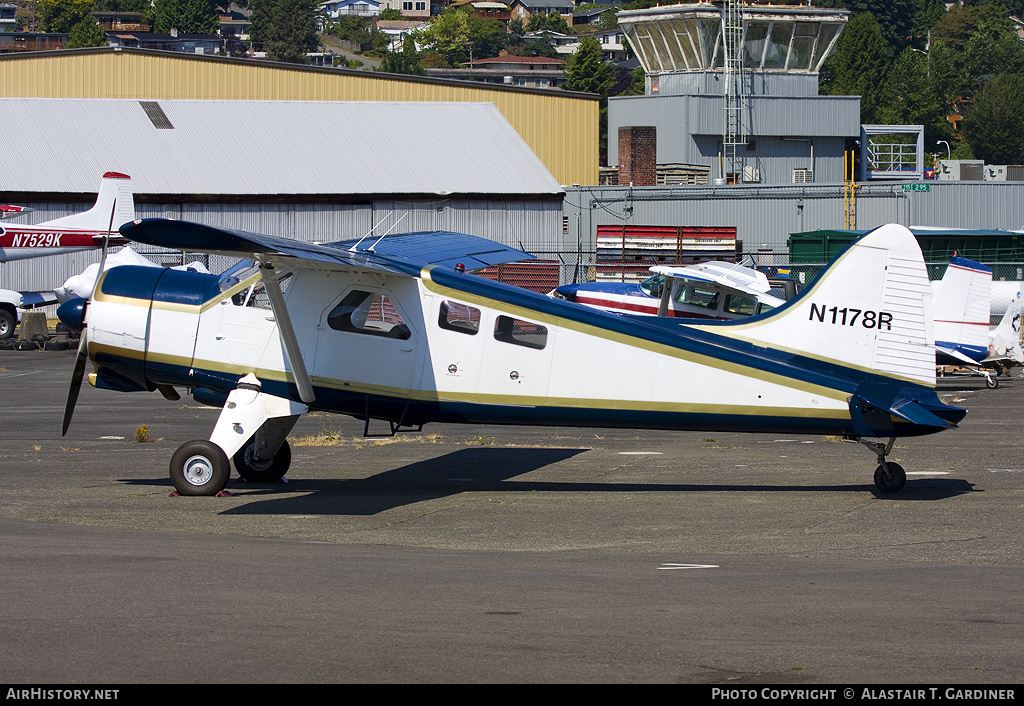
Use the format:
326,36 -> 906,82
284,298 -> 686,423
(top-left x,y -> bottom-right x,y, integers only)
57,220 -> 965,497
931,256 -> 1023,387
0,172 -> 133,263
550,261 -> 791,320
0,172 -> 135,339
53,245 -> 209,304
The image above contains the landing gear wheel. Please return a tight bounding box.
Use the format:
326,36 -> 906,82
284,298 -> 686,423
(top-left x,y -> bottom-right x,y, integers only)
233,438 -> 291,483
170,440 -> 230,496
874,461 -> 907,494
986,375 -> 999,389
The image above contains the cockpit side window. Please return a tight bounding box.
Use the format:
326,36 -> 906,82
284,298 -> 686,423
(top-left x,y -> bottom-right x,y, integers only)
724,293 -> 756,316
327,290 -> 411,340
494,315 -> 547,350
438,301 -> 481,335
674,284 -> 720,310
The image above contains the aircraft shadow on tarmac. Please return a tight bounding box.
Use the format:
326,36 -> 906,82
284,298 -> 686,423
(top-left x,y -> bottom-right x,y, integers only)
118,447 -> 978,515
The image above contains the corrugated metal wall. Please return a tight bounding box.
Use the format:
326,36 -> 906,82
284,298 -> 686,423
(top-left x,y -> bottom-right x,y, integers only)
0,48 -> 598,187
563,181 -> 1024,258
0,198 -> 562,294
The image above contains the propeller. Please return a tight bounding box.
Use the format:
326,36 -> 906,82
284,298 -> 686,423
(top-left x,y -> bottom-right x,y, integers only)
61,200 -> 117,436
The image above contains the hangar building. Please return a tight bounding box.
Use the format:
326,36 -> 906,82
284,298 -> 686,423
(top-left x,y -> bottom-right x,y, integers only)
0,98 -> 567,292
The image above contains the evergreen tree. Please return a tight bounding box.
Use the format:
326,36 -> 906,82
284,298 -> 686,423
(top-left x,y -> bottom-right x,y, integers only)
820,12 -> 893,124
250,0 -> 318,63
563,35 -> 614,96
962,74 -> 1024,165
152,0 -> 220,34
66,18 -> 107,47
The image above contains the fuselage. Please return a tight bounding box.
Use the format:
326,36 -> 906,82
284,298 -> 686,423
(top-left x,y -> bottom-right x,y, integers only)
82,262 -> 964,439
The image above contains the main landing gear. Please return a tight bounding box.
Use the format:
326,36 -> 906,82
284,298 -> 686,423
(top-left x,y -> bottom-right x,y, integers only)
853,437 -> 907,493
169,374 -> 307,496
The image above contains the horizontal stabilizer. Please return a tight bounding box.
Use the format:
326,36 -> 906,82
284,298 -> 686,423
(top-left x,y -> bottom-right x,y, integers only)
936,344 -> 982,366
888,397 -> 959,429
120,220 -> 534,273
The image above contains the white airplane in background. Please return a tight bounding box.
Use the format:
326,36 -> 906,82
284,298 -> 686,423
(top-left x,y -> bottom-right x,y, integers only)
0,172 -> 135,339
53,245 -> 209,304
56,219 -> 965,497
931,256 -> 1024,388
550,260 -> 791,320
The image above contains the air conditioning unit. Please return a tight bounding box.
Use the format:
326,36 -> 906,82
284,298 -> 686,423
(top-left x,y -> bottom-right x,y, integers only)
793,168 -> 813,184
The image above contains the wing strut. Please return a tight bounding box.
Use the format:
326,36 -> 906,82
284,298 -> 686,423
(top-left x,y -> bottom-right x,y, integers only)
259,263 -> 316,404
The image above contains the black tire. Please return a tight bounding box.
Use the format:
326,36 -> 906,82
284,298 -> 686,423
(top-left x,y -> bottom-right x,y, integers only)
0,309 -> 14,341
986,375 -> 998,389
170,440 -> 231,496
874,461 -> 907,494
233,438 -> 291,483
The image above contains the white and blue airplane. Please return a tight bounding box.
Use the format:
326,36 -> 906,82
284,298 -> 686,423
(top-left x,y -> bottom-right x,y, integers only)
932,256 -> 1024,387
57,220 -> 966,496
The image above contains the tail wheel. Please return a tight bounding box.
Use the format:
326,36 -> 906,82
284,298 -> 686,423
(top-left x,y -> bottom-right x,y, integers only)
233,438 -> 291,483
874,461 -> 907,494
170,440 -> 230,496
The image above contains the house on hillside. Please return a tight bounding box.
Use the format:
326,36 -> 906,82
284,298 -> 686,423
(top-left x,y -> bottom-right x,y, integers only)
319,0 -> 381,18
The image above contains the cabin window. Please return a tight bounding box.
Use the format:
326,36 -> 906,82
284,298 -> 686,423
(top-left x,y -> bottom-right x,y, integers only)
674,284 -> 720,310
724,293 -> 757,316
756,302 -> 776,315
438,300 -> 481,335
494,315 -> 547,350
327,290 -> 411,340
639,273 -> 665,298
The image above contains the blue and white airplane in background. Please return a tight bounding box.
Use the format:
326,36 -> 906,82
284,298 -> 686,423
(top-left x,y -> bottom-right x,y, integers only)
932,256 -> 1023,387
550,260 -> 792,320
57,220 -> 965,497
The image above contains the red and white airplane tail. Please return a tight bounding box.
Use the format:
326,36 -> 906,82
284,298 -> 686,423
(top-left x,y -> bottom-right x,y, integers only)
0,172 -> 134,263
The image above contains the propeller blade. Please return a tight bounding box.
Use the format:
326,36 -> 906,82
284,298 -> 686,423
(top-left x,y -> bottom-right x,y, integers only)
61,331 -> 89,436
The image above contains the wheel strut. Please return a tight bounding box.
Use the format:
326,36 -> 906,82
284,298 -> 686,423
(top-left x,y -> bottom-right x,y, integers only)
851,437 -> 907,493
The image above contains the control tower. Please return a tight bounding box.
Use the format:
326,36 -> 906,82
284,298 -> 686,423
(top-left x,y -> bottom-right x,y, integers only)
610,1 -> 859,185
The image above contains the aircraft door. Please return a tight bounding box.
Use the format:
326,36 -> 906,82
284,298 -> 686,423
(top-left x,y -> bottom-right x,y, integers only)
477,312 -> 554,405
313,282 -> 422,414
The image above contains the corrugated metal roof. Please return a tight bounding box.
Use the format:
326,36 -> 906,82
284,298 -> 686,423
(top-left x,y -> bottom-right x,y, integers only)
0,98 -> 564,197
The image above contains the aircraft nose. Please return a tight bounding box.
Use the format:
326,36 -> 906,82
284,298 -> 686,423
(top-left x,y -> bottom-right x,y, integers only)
57,298 -> 87,332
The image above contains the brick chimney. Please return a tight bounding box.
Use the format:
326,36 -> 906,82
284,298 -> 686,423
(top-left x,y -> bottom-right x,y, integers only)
617,126 -> 656,187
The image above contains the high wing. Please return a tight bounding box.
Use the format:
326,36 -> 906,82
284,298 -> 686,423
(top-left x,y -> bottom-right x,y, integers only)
119,219 -> 535,273
650,261 -> 774,297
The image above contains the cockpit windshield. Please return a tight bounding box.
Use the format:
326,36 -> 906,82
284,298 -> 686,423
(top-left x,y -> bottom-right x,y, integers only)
640,273 -> 666,298
217,260 -> 291,308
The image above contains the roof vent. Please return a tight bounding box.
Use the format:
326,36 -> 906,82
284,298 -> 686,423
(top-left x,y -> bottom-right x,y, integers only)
140,101 -> 174,129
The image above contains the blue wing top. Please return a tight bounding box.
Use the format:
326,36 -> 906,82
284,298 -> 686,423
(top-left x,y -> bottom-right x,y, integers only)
119,219 -> 534,274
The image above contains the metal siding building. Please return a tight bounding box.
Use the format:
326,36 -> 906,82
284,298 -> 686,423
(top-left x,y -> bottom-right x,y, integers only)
0,46 -> 598,187
563,181 -> 1024,267
0,98 -> 565,293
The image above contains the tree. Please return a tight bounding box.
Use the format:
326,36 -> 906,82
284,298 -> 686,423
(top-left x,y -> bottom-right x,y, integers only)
379,36 -> 425,76
152,0 -> 220,34
525,11 -> 571,35
962,74 -> 1024,165
250,0 -> 318,63
563,35 -> 614,96
416,7 -> 507,65
820,12 -> 893,124
38,0 -> 97,33
66,18 -> 107,47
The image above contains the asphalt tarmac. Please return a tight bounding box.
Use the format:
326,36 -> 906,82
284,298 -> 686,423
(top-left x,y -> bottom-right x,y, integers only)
1,351 -> 1022,684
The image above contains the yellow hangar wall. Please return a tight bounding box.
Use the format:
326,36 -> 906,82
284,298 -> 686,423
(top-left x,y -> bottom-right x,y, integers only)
0,47 -> 598,187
